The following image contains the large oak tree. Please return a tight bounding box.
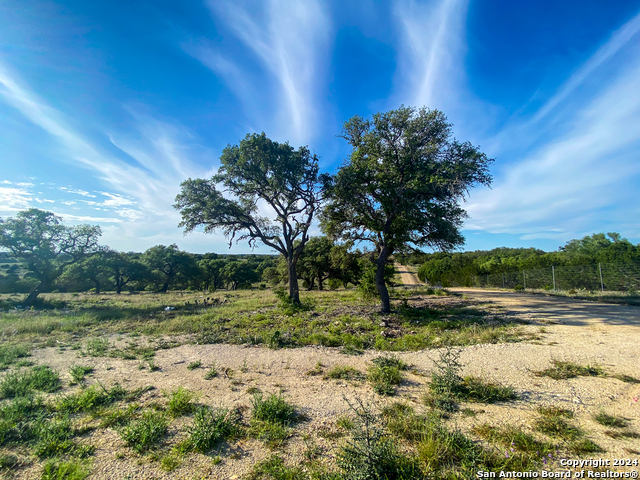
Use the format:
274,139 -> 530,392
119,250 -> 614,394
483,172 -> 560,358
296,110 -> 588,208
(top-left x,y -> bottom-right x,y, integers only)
175,133 -> 324,303
322,106 -> 493,312
0,209 -> 101,305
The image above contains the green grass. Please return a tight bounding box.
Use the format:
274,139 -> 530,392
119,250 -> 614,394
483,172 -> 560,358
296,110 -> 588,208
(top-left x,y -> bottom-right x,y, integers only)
204,363 -> 218,379
0,365 -> 61,398
55,384 -> 128,413
178,406 -> 243,453
537,406 -> 573,418
0,289 -> 530,353
187,360 -> 202,370
249,393 -> 298,448
119,410 -> 168,454
367,362 -> 403,396
246,455 -> 307,480
33,416 -> 76,458
593,412 -> 629,428
0,343 -> 31,370
324,365 -> 364,381
533,415 -> 583,440
69,365 -> 94,385
611,373 -> 640,383
41,458 -> 90,480
473,424 -> 554,455
535,360 -> 604,380
164,387 -> 198,417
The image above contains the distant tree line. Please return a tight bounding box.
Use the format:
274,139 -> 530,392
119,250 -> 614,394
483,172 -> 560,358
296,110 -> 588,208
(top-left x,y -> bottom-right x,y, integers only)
400,233 -> 640,287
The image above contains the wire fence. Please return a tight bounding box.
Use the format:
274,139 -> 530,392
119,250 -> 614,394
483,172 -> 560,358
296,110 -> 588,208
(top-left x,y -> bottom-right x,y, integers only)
452,262 -> 640,293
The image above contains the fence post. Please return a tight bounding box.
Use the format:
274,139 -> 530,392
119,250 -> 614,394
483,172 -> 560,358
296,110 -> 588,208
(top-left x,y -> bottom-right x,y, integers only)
552,266 -> 556,291
599,263 -> 604,292
523,271 -> 526,290
502,273 -> 505,289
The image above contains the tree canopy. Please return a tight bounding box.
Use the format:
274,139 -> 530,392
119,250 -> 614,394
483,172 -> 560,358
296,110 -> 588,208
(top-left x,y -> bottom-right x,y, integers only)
322,106 -> 493,312
175,132 -> 324,303
0,208 -> 102,305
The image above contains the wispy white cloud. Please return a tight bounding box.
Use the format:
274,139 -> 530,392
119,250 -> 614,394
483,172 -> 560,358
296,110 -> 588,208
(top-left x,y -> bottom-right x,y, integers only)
0,61 -> 217,251
465,23 -> 640,240
190,0 -> 331,144
0,186 -> 32,212
393,0 -> 468,112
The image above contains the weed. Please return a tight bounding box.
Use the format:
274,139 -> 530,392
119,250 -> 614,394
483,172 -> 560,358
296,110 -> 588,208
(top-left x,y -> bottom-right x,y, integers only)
473,424 -> 554,454
0,344 -> 31,370
533,416 -> 582,440
305,362 -> 324,376
0,365 -> 61,398
98,404 -> 140,428
325,365 -> 364,381
567,438 -> 603,454
69,365 -> 94,385
337,397 -> 418,479
164,387 -> 198,417
179,406 -> 243,453
457,376 -> 518,403
212,456 -> 222,465
604,430 -> 640,439
204,363 -> 218,379
371,355 -> 408,371
336,416 -> 354,430
147,360 -> 160,371
85,338 -> 109,357
56,384 -> 128,413
34,416 -> 76,458
251,393 -> 296,425
160,454 -> 181,472
367,363 -> 403,396
246,455 -> 306,480
537,406 -> 573,418
41,459 -> 90,480
0,453 -> 19,469
250,393 -> 297,448
535,360 -> 604,380
593,412 -> 628,428
187,360 -> 202,370
120,410 -> 168,454
611,373 -> 640,383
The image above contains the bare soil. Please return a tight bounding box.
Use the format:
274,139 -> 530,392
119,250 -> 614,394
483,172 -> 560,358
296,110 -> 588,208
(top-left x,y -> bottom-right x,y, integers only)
8,288 -> 640,478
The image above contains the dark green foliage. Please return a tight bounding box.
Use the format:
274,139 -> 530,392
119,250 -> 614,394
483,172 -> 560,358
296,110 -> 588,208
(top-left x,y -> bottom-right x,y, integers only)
536,361 -> 604,380
175,132 -> 324,304
0,365 -> 61,398
179,406 -> 243,453
0,209 -> 101,306
0,395 -> 47,445
120,410 -> 168,453
322,106 -> 493,312
593,412 -> 628,428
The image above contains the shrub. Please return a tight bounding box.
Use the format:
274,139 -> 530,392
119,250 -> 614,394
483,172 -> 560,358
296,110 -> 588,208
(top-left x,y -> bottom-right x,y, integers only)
367,363 -> 403,396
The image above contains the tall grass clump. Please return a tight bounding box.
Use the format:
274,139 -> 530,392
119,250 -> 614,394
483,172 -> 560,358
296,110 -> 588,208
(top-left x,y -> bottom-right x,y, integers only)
179,406 -> 243,453
0,365 -> 60,398
249,393 -> 297,448
120,410 -> 168,454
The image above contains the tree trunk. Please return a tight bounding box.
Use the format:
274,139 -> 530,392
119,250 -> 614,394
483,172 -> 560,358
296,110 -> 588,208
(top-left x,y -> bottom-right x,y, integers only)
160,282 -> 169,293
287,259 -> 300,304
116,278 -> 123,294
375,247 -> 391,313
94,279 -> 101,295
23,276 -> 47,307
318,276 -> 324,290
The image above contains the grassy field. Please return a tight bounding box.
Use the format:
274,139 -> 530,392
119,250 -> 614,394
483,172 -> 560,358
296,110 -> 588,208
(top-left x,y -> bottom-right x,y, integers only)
3,287 -> 633,479
0,287 -> 532,358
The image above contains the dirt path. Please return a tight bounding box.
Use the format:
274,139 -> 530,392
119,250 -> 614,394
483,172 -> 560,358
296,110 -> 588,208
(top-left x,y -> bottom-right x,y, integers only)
17,290 -> 640,478
394,263 -> 422,286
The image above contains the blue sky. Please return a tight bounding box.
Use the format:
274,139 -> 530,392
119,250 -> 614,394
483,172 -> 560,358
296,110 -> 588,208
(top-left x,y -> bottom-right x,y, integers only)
1,0 -> 640,255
